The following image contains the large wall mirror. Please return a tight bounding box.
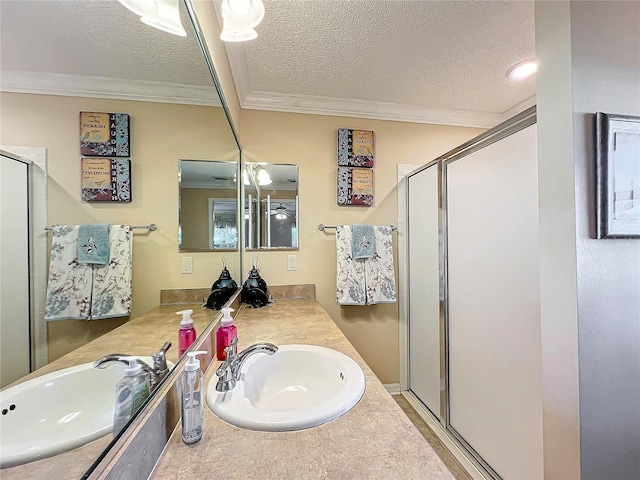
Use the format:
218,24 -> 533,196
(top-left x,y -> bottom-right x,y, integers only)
0,0 -> 240,475
244,162 -> 299,249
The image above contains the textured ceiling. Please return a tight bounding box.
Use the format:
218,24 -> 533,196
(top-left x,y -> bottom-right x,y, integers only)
1,0 -> 536,125
0,0 -> 213,86
238,0 -> 536,116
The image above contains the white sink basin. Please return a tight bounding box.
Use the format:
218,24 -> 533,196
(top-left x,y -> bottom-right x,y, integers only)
207,344 -> 365,431
0,356 -> 168,468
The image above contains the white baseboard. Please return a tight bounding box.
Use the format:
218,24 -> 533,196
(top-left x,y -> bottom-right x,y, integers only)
384,383 -> 401,395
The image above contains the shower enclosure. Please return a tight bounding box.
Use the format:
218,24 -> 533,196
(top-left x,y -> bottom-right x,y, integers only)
404,107 -> 543,479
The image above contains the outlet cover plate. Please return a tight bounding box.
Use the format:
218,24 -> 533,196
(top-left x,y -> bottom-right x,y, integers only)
287,255 -> 298,271
181,257 -> 193,274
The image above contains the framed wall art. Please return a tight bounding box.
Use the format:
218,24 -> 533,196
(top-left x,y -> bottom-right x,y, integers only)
338,128 -> 374,167
80,111 -> 130,157
337,166 -> 374,206
81,158 -> 131,202
596,112 -> 640,238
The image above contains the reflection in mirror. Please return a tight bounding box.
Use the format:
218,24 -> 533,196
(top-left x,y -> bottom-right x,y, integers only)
179,160 -> 239,251
0,0 -> 240,474
244,163 -> 299,249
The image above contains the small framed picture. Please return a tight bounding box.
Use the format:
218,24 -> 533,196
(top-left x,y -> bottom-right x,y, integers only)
80,112 -> 130,157
337,128 -> 374,168
81,158 -> 131,202
596,112 -> 640,238
337,166 -> 374,206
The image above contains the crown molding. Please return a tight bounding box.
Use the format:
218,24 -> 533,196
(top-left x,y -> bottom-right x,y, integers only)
501,95 -> 537,121
0,71 -> 222,106
223,41 -> 502,128
243,91 -> 503,128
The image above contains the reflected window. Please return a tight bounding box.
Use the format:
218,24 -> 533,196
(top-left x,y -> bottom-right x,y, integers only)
179,159 -> 239,252
209,199 -> 238,249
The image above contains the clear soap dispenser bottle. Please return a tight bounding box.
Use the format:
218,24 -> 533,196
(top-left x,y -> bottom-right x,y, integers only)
177,309 -> 196,356
180,350 -> 207,444
216,307 -> 237,360
112,357 -> 151,437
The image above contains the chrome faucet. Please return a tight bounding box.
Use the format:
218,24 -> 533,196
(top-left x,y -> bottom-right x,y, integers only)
93,341 -> 172,390
215,337 -> 278,392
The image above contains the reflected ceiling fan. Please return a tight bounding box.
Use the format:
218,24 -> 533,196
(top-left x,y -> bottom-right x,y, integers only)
270,203 -> 289,220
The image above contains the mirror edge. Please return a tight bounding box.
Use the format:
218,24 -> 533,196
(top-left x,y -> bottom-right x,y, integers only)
81,291 -> 240,480
82,0 -> 243,476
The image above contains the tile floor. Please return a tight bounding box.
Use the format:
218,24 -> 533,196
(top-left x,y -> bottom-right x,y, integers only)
393,395 -> 473,480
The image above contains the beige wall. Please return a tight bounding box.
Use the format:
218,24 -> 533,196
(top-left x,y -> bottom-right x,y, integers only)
1,92 -> 240,361
181,187 -> 236,249
2,90 -> 481,380
240,110 -> 482,383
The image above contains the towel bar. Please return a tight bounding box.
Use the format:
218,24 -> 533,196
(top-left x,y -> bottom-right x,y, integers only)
318,224 -> 396,232
44,223 -> 157,232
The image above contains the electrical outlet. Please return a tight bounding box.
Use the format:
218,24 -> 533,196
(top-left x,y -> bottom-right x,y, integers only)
181,256 -> 193,274
287,254 -> 298,271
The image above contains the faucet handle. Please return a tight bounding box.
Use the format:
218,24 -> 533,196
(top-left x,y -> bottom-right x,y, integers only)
215,347 -> 237,392
225,336 -> 239,359
152,342 -> 172,378
215,364 -> 236,391
158,341 -> 171,355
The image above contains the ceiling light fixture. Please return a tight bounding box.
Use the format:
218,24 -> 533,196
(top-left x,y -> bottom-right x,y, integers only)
118,0 -> 186,37
256,167 -> 272,186
118,0 -> 156,17
243,168 -> 251,186
220,0 -> 265,43
506,59 -> 538,80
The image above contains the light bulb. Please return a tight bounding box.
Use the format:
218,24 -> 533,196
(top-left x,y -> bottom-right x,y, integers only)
256,168 -> 272,186
220,0 -> 265,42
229,0 -> 251,16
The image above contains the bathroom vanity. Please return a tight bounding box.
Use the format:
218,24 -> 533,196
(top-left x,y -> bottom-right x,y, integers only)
149,294 -> 454,479
0,291 -> 213,479
2,288 -> 454,479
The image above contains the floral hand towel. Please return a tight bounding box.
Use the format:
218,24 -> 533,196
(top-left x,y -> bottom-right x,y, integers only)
336,225 -> 396,306
364,226 -> 397,305
91,225 -> 132,319
336,225 -> 366,305
45,225 -> 92,320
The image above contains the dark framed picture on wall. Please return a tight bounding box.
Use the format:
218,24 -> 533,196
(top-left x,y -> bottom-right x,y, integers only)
81,157 -> 131,202
595,112 -> 640,238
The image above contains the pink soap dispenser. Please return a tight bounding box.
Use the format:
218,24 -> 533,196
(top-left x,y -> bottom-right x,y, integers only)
177,309 -> 196,356
216,308 -> 237,360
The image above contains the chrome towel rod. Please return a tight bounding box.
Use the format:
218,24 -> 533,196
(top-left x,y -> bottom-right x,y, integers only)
44,223 -> 157,232
318,223 -> 396,231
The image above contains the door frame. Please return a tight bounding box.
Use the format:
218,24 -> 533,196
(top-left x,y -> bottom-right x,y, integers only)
1,147 -> 48,371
